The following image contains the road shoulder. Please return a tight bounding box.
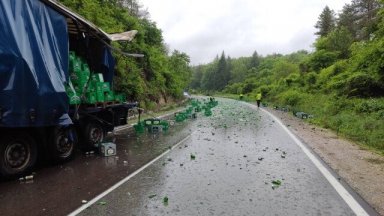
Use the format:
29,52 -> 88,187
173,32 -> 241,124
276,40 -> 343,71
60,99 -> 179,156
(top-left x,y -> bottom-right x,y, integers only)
266,108 -> 384,215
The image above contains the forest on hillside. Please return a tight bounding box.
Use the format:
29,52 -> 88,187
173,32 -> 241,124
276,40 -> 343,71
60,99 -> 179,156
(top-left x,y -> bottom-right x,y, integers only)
58,0 -> 192,110
190,0 -> 384,152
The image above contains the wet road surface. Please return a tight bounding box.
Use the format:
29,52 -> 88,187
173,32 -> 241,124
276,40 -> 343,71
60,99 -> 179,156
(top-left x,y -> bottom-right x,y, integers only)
0,113 -> 193,216
72,98 -> 373,216
0,98 -> 376,216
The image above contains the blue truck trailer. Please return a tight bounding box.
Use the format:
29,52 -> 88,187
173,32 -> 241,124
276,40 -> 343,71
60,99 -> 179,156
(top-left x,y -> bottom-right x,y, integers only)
0,0 -> 137,178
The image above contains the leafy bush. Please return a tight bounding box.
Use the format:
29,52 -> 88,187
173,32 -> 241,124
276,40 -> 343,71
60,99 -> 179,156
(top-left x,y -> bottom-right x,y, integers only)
242,82 -> 256,93
355,99 -> 384,113
309,50 -> 338,71
344,72 -> 382,97
224,83 -> 244,94
304,72 -> 318,86
285,73 -> 300,86
277,89 -> 302,107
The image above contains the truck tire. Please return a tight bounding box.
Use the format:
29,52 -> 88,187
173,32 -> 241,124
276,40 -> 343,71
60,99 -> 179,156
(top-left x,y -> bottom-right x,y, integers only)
83,121 -> 105,150
0,132 -> 37,178
49,126 -> 76,163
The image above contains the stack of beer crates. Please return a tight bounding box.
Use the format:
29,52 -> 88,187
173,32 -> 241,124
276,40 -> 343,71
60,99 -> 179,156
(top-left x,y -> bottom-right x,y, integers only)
65,52 -> 126,105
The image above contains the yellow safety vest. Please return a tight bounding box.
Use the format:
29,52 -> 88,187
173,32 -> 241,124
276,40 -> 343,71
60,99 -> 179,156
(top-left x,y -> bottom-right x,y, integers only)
256,93 -> 262,100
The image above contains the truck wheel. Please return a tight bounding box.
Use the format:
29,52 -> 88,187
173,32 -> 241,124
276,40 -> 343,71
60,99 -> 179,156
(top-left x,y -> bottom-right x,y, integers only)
49,126 -> 76,163
84,121 -> 105,150
0,132 -> 37,178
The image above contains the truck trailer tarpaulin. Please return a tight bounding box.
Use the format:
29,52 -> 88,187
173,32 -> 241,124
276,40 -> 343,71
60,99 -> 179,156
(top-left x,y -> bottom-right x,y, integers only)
0,0 -> 71,127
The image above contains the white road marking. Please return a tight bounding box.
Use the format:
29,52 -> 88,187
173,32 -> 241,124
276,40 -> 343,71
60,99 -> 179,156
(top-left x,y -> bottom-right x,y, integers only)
258,106 -> 369,216
68,135 -> 192,216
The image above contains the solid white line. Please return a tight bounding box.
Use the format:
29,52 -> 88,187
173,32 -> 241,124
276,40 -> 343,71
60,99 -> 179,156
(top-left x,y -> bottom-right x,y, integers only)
68,134 -> 192,216
258,106 -> 369,216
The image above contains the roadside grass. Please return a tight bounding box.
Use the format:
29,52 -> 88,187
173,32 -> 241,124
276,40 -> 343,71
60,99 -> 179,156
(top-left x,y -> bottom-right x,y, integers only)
214,93 -> 255,102
217,93 -> 384,155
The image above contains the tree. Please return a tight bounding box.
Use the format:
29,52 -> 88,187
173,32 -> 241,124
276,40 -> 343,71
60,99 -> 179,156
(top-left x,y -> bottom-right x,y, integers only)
309,50 -> 338,71
352,0 -> 381,40
315,6 -> 336,37
229,57 -> 248,83
315,27 -> 354,59
338,3 -> 358,39
190,66 -> 204,89
59,0 -> 192,105
214,52 -> 231,90
249,51 -> 260,69
338,0 -> 382,41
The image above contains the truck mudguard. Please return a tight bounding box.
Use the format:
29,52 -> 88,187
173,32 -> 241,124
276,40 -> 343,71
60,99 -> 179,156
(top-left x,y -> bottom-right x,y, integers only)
0,0 -> 72,127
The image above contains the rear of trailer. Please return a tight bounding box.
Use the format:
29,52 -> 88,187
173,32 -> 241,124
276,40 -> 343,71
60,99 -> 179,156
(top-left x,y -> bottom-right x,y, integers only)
0,0 -> 137,178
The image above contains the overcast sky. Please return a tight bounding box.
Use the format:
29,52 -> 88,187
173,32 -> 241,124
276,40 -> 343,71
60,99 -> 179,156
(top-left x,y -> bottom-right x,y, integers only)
140,0 -> 351,65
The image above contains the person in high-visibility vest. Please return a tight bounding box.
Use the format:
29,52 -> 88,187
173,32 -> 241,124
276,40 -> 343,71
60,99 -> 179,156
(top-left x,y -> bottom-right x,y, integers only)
256,92 -> 262,108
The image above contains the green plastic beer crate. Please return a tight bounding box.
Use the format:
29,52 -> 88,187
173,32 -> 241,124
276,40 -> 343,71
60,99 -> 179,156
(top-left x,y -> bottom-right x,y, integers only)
91,73 -> 104,82
96,91 -> 105,102
101,82 -> 110,92
84,92 -> 97,104
115,94 -> 125,103
69,58 -> 81,72
69,51 -> 76,59
104,91 -> 114,101
82,63 -> 90,75
69,95 -> 81,105
73,85 -> 83,94
67,90 -> 81,105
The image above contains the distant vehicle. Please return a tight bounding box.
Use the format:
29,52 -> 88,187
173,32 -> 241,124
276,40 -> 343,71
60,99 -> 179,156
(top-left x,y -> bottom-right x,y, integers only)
0,0 -> 137,178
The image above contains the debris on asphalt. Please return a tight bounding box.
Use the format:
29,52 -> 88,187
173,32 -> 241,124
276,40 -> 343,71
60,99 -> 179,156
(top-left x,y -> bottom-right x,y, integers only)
272,180 -> 282,189
258,157 -> 264,161
19,175 -> 34,181
281,151 -> 287,158
272,180 -> 282,185
98,201 -> 107,205
190,154 -> 196,160
81,200 -> 87,204
148,194 -> 157,199
163,196 -> 169,205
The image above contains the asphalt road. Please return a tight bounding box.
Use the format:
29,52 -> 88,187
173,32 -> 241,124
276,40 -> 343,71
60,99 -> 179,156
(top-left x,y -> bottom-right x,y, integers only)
0,113 -> 193,216
74,98 -> 376,216
0,98 -> 377,216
